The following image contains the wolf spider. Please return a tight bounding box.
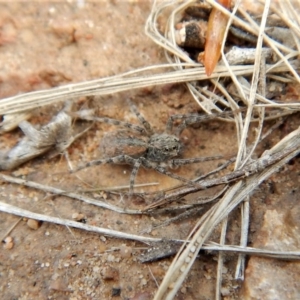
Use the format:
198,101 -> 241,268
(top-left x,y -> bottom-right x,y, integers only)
72,101 -> 225,194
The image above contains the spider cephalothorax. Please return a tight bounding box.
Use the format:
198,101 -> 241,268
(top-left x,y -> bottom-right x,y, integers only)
147,134 -> 181,162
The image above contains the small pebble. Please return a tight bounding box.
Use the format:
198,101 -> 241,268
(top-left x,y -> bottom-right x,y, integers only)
221,287 -> 230,296
71,212 -> 86,222
3,236 -> 14,249
107,254 -> 115,262
222,266 -> 228,274
111,287 -> 121,297
99,243 -> 107,253
100,236 -> 106,242
27,219 -> 42,230
120,245 -> 132,258
49,279 -> 69,291
101,265 -> 119,280
4,236 -> 13,243
93,266 -> 100,272
141,278 -> 147,286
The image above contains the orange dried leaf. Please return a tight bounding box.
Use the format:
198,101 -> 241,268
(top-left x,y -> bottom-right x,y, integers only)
204,0 -> 231,76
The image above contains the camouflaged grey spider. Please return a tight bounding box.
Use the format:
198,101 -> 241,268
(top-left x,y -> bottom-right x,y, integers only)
72,101 -> 224,194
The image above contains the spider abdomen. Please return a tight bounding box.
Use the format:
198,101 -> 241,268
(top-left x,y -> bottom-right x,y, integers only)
100,130 -> 148,159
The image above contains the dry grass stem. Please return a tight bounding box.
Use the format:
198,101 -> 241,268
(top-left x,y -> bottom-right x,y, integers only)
0,174 -> 142,215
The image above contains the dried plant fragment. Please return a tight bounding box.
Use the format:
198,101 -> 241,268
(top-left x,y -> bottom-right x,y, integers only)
139,239 -> 182,263
203,0 -> 231,76
225,47 -> 274,66
174,20 -> 207,49
0,111 -> 74,170
184,2 -> 211,20
0,111 -> 32,133
265,27 -> 296,50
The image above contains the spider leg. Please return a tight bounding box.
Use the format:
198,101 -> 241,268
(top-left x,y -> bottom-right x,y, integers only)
72,155 -> 137,172
77,113 -> 146,134
168,155 -> 224,167
166,109 -> 244,136
165,114 -> 185,134
129,100 -> 154,136
155,165 -> 201,187
129,158 -> 142,195
72,154 -> 144,198
140,158 -> 202,187
166,113 -> 219,135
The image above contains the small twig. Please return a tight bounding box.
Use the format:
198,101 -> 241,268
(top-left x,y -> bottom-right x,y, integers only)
0,201 -> 162,244
77,182 -> 159,192
148,266 -> 159,288
235,198 -> 249,280
235,50 -> 267,280
151,206 -> 203,230
0,217 -> 22,242
0,174 -> 143,215
203,242 -> 300,260
216,217 -> 228,300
